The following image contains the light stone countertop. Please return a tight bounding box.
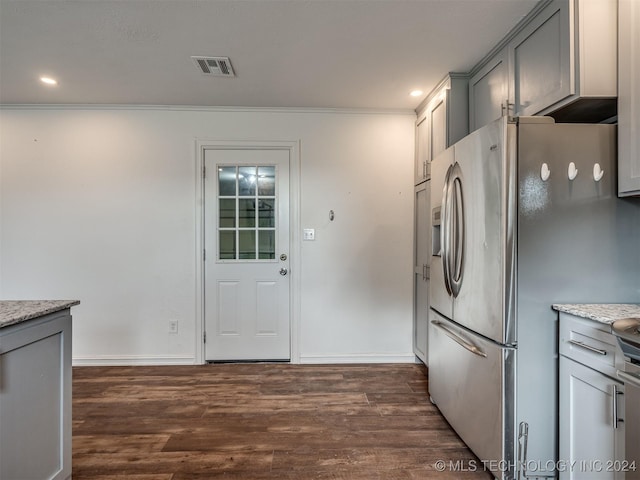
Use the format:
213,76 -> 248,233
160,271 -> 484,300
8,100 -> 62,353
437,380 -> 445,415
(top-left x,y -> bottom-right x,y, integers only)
0,300 -> 80,329
553,303 -> 640,325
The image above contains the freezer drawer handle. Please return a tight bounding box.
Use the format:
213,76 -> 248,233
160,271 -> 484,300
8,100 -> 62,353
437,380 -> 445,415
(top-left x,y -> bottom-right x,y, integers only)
567,339 -> 607,356
431,320 -> 487,358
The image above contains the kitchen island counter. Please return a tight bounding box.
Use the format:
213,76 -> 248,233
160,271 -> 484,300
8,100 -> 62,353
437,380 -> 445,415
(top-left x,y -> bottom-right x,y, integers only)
553,303 -> 640,325
0,299 -> 78,480
0,299 -> 80,329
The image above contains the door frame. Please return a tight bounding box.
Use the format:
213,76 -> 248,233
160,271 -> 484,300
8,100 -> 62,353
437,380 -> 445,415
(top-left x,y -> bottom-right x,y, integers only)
195,139 -> 301,364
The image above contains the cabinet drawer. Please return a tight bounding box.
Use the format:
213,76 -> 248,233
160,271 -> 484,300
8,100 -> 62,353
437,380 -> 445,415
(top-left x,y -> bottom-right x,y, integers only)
559,312 -> 620,378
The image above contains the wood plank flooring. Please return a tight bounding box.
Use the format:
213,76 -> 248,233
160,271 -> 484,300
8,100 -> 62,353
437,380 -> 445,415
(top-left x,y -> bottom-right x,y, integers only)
72,363 -> 492,479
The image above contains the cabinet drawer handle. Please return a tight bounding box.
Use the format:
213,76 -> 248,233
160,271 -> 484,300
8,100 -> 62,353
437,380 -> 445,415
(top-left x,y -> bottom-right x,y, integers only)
568,339 -> 607,356
613,384 -> 624,429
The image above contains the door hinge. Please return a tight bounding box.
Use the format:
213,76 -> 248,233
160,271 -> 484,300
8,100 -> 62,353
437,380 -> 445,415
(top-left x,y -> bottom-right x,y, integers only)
203,249 -> 206,261
203,331 -> 207,344
203,165 -> 206,179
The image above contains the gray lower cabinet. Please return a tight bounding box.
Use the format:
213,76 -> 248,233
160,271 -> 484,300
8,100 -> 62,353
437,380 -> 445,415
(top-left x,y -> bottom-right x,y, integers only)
618,0 -> 640,197
559,358 -> 625,480
413,181 -> 430,364
559,313 -> 625,480
0,310 -> 73,480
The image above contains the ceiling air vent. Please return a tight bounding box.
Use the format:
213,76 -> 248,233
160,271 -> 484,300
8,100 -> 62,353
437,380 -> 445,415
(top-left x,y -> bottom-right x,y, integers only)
191,56 -> 235,77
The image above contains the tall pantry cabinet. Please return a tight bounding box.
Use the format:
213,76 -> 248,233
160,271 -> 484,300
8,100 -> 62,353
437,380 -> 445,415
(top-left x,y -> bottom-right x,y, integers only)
413,181 -> 429,364
413,75 -> 468,365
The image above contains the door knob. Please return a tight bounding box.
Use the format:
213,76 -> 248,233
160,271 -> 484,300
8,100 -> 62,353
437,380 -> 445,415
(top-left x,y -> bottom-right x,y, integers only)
279,268 -> 288,276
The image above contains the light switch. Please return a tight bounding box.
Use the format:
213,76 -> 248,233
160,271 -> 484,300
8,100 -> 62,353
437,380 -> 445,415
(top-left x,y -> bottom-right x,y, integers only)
303,228 -> 315,241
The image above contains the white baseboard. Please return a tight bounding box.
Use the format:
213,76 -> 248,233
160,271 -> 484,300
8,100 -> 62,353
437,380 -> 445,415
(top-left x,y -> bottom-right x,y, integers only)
73,353 -> 417,366
72,355 -> 196,366
299,353 -> 417,364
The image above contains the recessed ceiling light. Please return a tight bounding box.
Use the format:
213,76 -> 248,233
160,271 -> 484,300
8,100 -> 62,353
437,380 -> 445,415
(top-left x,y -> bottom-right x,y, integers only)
410,90 -> 424,97
40,76 -> 58,85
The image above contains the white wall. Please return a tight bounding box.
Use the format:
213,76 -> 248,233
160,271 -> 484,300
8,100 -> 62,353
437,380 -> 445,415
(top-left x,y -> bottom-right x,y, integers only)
0,107 -> 415,365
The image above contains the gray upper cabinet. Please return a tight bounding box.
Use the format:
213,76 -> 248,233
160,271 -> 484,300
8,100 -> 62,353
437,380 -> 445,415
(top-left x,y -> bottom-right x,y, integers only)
509,0 -> 571,117
429,95 -> 447,159
415,115 -> 428,184
618,0 -> 640,197
469,47 -> 508,133
469,0 -> 617,132
414,74 -> 468,186
510,0 -> 617,120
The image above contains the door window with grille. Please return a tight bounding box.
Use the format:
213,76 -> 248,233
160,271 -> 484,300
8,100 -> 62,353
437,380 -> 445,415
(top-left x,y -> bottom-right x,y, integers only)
217,165 -> 277,261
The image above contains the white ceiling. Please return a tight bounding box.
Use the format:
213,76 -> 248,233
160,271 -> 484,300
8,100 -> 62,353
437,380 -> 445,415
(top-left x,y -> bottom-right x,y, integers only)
0,0 -> 539,111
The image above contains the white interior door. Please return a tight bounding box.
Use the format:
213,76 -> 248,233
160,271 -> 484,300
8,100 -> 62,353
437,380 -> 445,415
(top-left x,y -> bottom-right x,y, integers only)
204,148 -> 290,361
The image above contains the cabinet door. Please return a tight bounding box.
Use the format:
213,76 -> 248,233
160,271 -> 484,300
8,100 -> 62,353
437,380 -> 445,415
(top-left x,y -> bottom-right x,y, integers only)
618,0 -> 640,196
416,76 -> 468,186
415,88 -> 449,185
415,91 -> 448,186
415,115 -> 428,185
429,94 -> 447,161
559,357 -> 625,480
0,314 -> 73,480
577,0 -> 617,97
413,182 -> 430,364
469,48 -> 508,132
509,0 -> 571,116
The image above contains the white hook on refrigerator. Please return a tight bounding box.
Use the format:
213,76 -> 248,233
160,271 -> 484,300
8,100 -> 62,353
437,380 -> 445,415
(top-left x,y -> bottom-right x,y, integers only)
568,162 -> 578,181
540,163 -> 551,181
593,163 -> 604,182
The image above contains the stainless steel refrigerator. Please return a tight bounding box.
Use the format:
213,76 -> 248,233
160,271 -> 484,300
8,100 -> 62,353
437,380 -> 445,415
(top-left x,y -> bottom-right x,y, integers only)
428,116 -> 640,480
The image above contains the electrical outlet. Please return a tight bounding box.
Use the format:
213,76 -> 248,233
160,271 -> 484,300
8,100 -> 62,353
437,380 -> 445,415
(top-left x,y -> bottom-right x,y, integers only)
168,320 -> 179,334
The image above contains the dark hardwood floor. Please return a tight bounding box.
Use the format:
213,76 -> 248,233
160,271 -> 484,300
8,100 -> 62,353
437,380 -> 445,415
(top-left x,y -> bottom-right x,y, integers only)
72,363 -> 492,479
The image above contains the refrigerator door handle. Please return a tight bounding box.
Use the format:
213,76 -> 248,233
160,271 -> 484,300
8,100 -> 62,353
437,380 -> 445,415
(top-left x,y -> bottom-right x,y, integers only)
431,320 -> 487,358
448,175 -> 456,294
450,163 -> 465,297
442,165 -> 453,295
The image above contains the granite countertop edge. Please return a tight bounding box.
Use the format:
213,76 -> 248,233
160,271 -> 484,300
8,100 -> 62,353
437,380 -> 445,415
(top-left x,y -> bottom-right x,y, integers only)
0,300 -> 80,329
553,303 -> 640,325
